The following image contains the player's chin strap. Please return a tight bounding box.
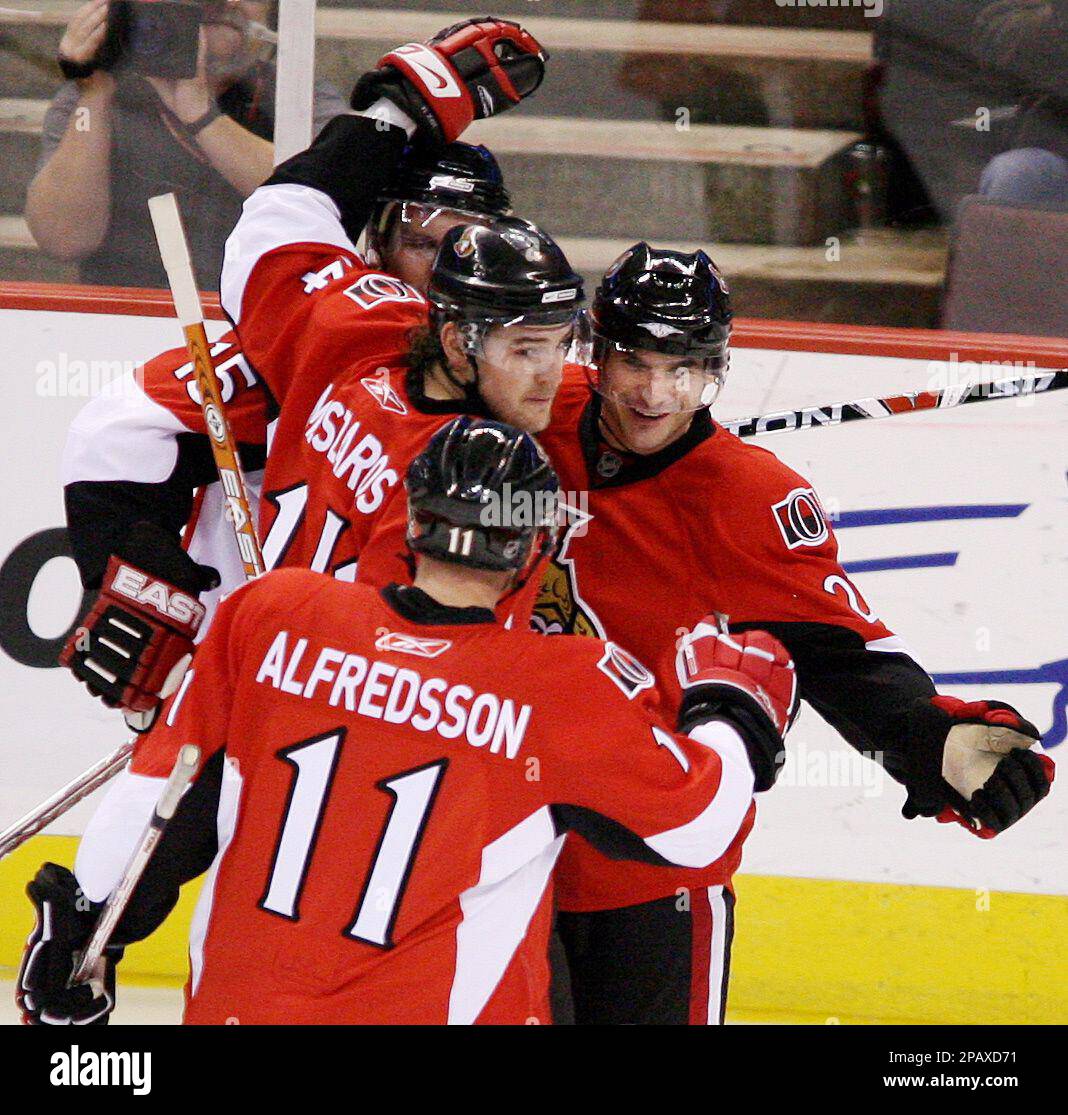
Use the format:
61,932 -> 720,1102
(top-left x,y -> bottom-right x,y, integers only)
497,527 -> 558,608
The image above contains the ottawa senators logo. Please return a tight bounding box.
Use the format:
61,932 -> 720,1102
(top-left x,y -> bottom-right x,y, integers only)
532,505 -> 603,639
772,487 -> 829,550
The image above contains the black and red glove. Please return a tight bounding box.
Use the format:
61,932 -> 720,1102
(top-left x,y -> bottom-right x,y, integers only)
350,17 -> 548,145
902,695 -> 1054,838
59,521 -> 218,732
17,862 -> 118,1026
676,622 -> 799,791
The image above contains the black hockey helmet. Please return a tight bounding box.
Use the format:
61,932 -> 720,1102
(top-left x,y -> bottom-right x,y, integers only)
589,243 -> 732,410
429,217 -> 584,327
367,143 -> 513,264
407,416 -> 560,574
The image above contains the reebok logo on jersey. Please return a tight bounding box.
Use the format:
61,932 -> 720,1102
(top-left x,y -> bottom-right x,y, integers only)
772,487 -> 829,549
375,631 -> 453,658
111,566 -> 205,628
257,631 -> 531,759
361,368 -> 407,415
393,43 -> 463,99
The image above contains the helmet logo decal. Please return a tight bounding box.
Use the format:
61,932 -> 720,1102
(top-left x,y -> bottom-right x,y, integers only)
639,321 -> 684,338
453,226 -> 479,258
428,174 -> 475,193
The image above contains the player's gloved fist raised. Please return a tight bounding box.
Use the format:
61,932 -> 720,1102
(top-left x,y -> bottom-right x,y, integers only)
350,17 -> 548,145
60,521 -> 218,733
17,862 -> 118,1026
901,695 -> 1053,837
675,623 -> 799,791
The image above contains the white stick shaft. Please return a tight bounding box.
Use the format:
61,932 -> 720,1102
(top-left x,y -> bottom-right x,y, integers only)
0,742 -> 133,859
147,194 -> 204,327
274,0 -> 317,165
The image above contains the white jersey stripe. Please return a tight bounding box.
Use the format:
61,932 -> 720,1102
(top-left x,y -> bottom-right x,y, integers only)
61,367 -> 190,486
705,885 -> 728,1025
644,720 -> 754,869
449,807 -> 563,1025
221,184 -> 359,326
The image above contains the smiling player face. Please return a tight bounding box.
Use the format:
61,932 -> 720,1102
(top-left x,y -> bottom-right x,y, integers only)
598,347 -> 715,454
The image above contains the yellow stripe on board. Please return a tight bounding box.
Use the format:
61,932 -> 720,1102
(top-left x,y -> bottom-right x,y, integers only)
730,874 -> 1068,1025
1,836 -> 1065,1023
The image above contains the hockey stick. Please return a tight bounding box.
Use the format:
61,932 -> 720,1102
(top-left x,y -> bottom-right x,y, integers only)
0,194 -> 266,863
723,366 -> 1068,439
71,745 -> 201,991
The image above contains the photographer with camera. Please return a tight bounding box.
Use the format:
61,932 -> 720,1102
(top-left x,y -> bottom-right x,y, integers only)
26,0 -> 345,289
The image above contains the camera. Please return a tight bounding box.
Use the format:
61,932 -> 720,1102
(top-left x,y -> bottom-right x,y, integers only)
103,1 -> 203,80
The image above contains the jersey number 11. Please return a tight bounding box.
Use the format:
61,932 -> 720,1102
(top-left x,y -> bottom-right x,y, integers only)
258,730 -> 448,949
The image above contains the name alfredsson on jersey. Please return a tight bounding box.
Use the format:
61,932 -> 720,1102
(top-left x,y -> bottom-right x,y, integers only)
241,628 -> 535,760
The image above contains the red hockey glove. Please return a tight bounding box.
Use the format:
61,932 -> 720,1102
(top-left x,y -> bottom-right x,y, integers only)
59,522 -> 218,732
18,863 -> 118,1026
676,623 -> 799,791
901,696 -> 1054,837
350,18 -> 548,144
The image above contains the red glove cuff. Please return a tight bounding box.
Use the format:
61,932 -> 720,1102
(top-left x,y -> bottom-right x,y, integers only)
378,43 -> 476,143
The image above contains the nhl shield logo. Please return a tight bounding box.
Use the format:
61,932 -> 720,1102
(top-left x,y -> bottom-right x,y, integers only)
361,368 -> 407,415
772,486 -> 829,549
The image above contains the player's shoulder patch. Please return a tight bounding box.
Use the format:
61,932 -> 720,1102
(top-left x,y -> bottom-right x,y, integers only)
343,271 -> 426,312
771,485 -> 830,549
596,641 -> 655,700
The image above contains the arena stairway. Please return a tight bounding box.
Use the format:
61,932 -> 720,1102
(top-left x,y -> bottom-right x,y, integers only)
0,2 -> 945,324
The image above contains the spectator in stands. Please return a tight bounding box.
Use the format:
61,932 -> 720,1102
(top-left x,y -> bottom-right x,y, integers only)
25,0 -> 345,289
975,0 -> 1068,207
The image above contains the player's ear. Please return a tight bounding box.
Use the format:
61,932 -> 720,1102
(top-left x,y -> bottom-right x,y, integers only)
439,321 -> 474,382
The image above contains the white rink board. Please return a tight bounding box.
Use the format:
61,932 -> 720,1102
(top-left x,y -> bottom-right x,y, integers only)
1,307 -> 1065,897
0,309 -> 230,836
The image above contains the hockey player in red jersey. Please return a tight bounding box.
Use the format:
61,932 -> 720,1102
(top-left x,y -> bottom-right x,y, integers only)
61,137 -> 517,595
355,244 -> 1056,1024
536,245 -> 1055,1024
61,18 -> 580,728
19,419 -> 799,1025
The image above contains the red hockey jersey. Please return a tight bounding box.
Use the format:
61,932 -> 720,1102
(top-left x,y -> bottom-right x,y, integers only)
534,386 -> 901,910
221,180 -> 481,582
358,377 -> 905,911
129,570 -> 757,1024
